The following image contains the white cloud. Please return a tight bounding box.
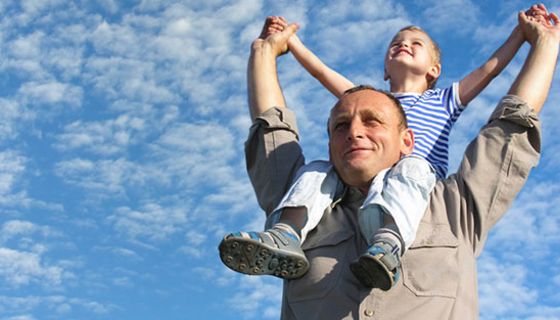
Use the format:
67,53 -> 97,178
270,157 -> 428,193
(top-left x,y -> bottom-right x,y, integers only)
96,0 -> 119,14
0,220 -> 55,245
479,255 -> 537,319
0,295 -> 112,316
489,181 -> 560,256
419,0 -> 479,36
0,98 -> 33,141
54,157 -> 145,199
8,31 -> 44,59
299,2 -> 409,64
18,81 -> 83,107
0,248 -> 64,288
0,151 -> 26,195
55,115 -> 145,155
227,276 -> 282,319
109,202 -> 187,243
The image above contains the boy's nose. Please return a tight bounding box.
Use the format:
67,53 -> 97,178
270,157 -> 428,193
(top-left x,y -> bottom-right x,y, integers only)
398,41 -> 409,48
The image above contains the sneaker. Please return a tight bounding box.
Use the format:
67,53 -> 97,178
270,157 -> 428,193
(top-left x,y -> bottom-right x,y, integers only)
218,228 -> 309,279
349,241 -> 401,290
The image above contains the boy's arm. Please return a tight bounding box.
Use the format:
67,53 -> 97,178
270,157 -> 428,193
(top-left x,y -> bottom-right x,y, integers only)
508,11 -> 560,113
458,25 -> 525,106
288,34 -> 355,98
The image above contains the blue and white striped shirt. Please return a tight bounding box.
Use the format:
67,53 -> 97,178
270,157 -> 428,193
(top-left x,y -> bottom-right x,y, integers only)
394,83 -> 464,179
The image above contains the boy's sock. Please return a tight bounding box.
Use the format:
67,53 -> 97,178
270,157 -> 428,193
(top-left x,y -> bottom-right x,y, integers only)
371,225 -> 405,257
350,227 -> 405,291
272,222 -> 302,243
277,206 -> 308,240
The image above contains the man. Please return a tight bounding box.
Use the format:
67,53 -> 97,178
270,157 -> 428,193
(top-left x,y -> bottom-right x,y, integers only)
243,8 -> 558,320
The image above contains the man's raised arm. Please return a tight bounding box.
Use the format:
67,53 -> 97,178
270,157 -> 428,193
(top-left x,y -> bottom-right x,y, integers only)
247,17 -> 299,121
453,7 -> 559,255
508,9 -> 560,113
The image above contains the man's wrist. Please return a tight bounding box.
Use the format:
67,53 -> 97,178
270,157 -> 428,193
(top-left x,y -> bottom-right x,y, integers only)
533,33 -> 560,49
251,39 -> 281,58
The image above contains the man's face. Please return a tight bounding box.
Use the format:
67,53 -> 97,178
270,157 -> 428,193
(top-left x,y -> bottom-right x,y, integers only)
328,90 -> 413,193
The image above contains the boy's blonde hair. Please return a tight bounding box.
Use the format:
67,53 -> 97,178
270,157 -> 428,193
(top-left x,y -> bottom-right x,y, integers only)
392,25 -> 442,89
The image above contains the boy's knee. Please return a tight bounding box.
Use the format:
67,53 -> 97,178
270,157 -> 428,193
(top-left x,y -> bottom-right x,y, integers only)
390,156 -> 435,182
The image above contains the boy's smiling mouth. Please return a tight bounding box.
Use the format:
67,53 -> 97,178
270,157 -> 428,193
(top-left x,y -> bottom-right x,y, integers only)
394,48 -> 412,57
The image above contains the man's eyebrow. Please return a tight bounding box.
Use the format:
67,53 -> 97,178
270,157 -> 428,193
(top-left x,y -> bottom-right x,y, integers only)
331,111 -> 351,122
360,108 -> 384,121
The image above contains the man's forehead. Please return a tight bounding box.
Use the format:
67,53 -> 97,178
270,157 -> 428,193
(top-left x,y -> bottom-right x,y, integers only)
329,90 -> 397,124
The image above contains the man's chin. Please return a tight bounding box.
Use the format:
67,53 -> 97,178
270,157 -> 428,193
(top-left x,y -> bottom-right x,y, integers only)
340,164 -> 379,182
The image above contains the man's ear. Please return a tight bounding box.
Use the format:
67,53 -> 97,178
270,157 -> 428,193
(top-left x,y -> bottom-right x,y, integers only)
427,63 -> 441,85
384,68 -> 389,81
400,128 -> 414,155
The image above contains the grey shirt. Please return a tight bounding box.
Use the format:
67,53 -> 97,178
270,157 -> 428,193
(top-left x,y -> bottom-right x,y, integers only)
245,95 -> 541,320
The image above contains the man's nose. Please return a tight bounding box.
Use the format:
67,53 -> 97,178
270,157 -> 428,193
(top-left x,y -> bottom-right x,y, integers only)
346,120 -> 364,140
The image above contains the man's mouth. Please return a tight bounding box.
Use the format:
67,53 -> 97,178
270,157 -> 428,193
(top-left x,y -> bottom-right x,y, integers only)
344,147 -> 371,156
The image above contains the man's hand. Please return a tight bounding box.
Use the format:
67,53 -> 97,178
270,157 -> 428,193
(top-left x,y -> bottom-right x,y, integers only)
252,16 -> 299,58
508,7 -> 559,113
247,17 -> 299,120
526,4 -> 551,27
519,5 -> 560,45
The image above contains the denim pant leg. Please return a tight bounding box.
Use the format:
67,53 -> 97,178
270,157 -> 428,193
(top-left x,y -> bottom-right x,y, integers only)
359,156 -> 436,249
266,160 -> 343,243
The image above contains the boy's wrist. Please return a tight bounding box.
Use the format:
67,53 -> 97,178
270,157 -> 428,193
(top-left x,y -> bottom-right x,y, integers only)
511,25 -> 525,42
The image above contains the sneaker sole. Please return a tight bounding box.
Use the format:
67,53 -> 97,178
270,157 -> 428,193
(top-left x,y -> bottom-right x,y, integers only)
349,254 -> 394,291
219,236 -> 309,279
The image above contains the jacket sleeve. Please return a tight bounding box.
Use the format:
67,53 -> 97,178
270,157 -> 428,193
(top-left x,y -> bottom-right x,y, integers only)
244,107 -> 306,215
449,95 -> 541,256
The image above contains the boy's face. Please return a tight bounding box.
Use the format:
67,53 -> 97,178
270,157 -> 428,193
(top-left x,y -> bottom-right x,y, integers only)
384,29 -> 440,86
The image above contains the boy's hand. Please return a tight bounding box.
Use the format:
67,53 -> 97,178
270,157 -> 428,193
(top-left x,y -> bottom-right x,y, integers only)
259,16 -> 288,39
253,16 -> 299,57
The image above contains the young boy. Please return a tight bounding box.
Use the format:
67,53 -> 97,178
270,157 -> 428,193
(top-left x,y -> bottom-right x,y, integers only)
219,5 -> 549,290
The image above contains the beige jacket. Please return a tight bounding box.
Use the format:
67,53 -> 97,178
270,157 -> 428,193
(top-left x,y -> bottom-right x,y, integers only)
245,95 -> 541,320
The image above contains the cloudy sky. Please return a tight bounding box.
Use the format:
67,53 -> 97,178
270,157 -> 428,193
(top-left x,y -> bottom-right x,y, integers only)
0,0 -> 559,319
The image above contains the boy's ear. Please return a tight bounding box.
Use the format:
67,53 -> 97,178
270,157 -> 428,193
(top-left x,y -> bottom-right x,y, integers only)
427,63 -> 441,84
383,68 -> 389,81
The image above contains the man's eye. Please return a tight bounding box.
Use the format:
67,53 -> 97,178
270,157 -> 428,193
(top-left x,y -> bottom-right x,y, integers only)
334,122 -> 348,130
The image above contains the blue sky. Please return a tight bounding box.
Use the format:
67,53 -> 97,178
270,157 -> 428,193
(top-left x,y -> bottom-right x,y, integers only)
0,0 -> 559,319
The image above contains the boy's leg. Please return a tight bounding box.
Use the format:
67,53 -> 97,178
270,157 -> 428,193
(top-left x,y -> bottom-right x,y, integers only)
350,156 -> 436,290
219,160 -> 342,279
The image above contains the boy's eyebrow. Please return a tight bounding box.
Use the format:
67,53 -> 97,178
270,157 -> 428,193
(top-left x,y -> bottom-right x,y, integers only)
391,36 -> 426,43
